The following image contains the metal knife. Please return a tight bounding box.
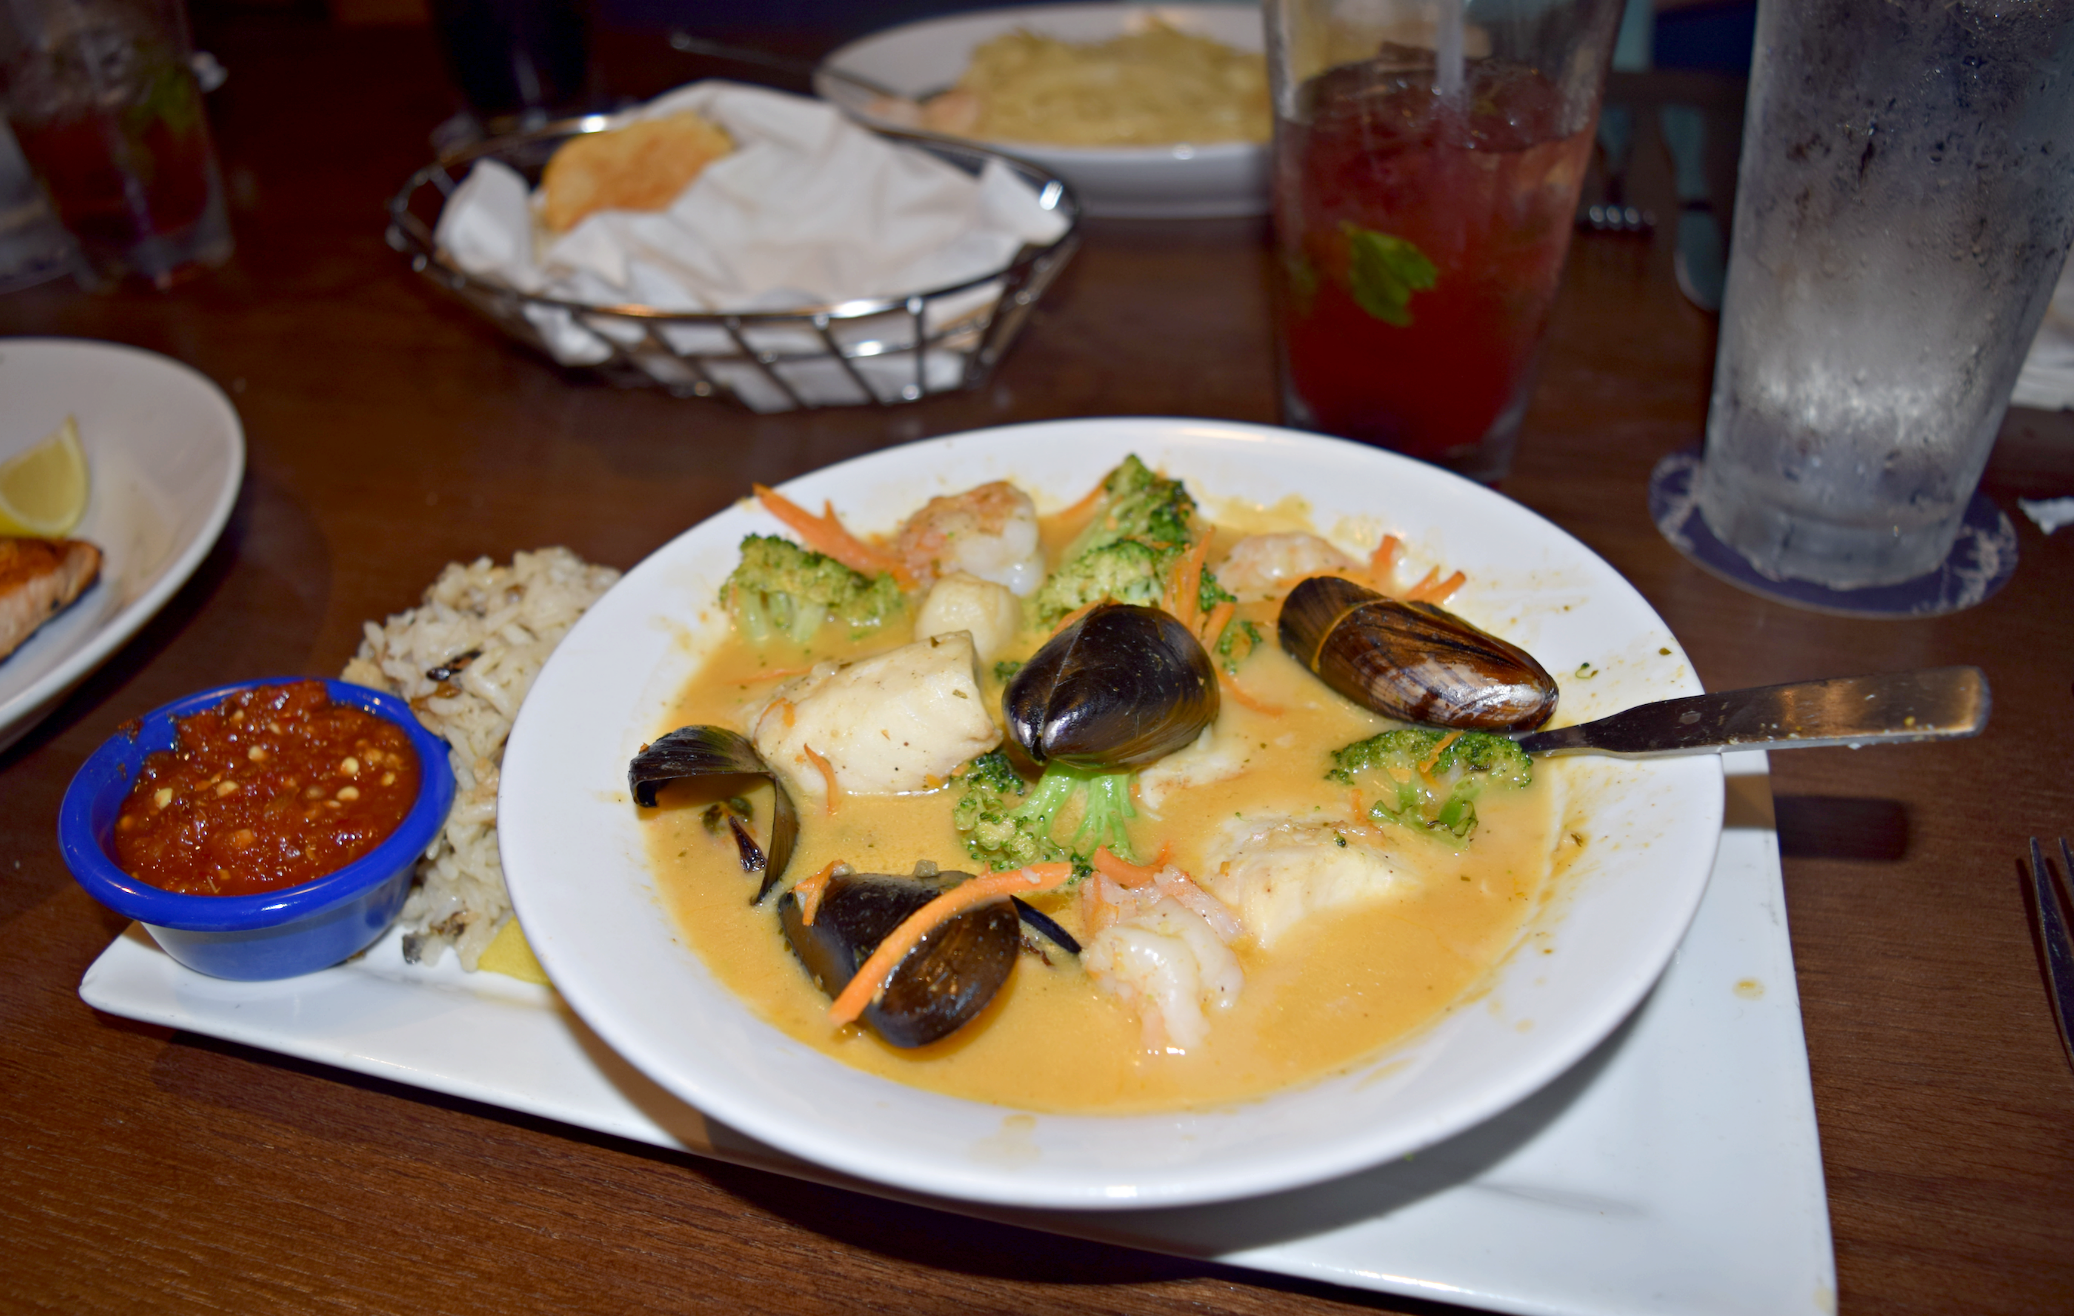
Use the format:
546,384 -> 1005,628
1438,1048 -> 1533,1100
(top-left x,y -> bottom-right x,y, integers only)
1513,666 -> 1990,757
1661,102 -> 1726,312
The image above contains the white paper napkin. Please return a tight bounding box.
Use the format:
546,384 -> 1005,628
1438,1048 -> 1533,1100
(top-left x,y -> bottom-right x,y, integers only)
433,81 -> 1070,409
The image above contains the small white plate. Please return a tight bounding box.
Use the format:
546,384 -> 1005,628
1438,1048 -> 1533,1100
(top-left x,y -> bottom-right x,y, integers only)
817,3 -> 1270,219
0,338 -> 244,753
498,418 -> 1726,1210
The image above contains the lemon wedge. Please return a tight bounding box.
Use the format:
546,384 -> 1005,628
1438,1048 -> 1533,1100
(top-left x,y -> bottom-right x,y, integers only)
0,416 -> 90,538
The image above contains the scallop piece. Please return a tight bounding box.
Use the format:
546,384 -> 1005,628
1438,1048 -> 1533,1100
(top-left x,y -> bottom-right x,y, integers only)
892,481 -> 1046,596
1198,813 -> 1415,950
914,573 -> 1022,665
752,632 -> 999,799
1214,532 -> 1359,604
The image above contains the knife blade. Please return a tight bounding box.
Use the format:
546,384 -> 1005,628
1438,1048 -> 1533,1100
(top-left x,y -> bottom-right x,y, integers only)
1512,666 -> 1990,758
1662,102 -> 1725,312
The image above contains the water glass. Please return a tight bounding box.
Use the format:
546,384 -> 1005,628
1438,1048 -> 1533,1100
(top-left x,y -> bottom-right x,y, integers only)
0,0 -> 231,289
1266,0 -> 1623,482
1694,0 -> 2074,589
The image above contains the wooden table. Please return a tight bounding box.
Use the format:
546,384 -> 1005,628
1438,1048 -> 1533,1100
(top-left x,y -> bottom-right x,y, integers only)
5,15 -> 2071,1314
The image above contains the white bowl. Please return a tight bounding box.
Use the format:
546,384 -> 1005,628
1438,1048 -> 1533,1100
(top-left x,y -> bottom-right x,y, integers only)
816,3 -> 1270,219
498,418 -> 1724,1210
0,338 -> 244,753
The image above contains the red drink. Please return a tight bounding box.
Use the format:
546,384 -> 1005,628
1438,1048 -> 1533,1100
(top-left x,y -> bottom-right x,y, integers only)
1274,57 -> 1593,477
14,99 -> 213,251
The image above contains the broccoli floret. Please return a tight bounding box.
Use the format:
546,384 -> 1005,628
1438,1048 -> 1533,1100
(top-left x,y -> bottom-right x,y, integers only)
1028,538 -> 1172,624
1068,454 -> 1197,556
953,750 -> 1134,873
1026,456 -> 1230,627
1215,616 -> 1263,674
1327,729 -> 1533,840
721,535 -> 903,646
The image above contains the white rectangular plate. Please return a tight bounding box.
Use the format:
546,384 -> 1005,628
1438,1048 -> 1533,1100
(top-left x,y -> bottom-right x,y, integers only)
80,753 -> 1833,1316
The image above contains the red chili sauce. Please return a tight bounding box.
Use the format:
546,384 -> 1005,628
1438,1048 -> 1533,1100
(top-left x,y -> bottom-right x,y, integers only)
113,681 -> 422,896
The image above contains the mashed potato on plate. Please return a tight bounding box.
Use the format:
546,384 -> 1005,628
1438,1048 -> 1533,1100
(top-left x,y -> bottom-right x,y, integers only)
911,21 -> 1269,147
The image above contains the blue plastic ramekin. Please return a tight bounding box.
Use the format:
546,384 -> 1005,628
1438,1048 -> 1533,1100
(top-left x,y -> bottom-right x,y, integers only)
58,677 -> 455,981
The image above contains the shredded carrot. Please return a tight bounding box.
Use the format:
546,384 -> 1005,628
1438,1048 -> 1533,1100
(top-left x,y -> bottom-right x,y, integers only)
1417,731 -> 1463,782
1051,599 -> 1102,636
754,484 -> 916,589
1198,599 -> 1235,648
1056,475 -> 1109,526
1368,534 -> 1401,585
792,861 -> 839,926
1218,670 -> 1282,716
738,664 -> 816,686
802,743 -> 839,815
827,864 -> 1076,1026
1403,566 -> 1442,600
1091,843 -> 1168,888
1349,788 -> 1365,819
1406,569 -> 1468,604
770,697 -> 796,730
1080,879 -> 1113,937
1164,536 -> 1213,633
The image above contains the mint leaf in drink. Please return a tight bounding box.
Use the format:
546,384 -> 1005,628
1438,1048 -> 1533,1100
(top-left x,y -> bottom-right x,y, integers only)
1341,223 -> 1438,327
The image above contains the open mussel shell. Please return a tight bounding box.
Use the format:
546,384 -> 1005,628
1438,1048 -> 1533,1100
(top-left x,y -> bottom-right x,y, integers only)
1278,576 -> 1558,731
779,871 -> 1019,1048
1004,602 -> 1219,770
628,725 -> 798,901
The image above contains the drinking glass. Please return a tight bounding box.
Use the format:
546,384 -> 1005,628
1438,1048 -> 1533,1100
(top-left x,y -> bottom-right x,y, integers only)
0,0 -> 231,289
1266,0 -> 1623,482
1693,0 -> 2074,590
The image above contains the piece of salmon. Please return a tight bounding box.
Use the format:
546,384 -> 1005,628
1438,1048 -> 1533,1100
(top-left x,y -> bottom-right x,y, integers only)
0,537 -> 102,661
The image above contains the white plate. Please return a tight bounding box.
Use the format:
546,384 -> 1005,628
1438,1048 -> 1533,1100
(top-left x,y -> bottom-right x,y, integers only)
817,4 -> 1270,219
77,753 -> 1835,1316
498,418 -> 1726,1210
0,338 -> 244,754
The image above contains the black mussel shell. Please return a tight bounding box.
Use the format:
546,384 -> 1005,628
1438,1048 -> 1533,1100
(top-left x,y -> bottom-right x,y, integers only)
778,871 -> 1019,1048
1004,603 -> 1219,769
1278,576 -> 1558,731
628,725 -> 798,902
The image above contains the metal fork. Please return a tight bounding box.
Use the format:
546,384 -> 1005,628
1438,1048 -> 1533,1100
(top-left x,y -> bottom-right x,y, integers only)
2025,838 -> 2074,1072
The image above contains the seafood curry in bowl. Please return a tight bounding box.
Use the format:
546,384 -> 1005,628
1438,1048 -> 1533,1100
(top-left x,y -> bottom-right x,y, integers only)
498,419 -> 1721,1209
627,454 -> 1571,1113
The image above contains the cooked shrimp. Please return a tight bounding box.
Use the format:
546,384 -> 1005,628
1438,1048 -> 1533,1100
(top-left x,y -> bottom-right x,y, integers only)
1214,532 -> 1360,603
892,481 -> 1046,596
1081,869 -> 1244,1052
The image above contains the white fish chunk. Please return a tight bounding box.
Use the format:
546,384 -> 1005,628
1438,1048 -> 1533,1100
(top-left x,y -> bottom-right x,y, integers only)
752,631 -> 998,799
1199,813 -> 1414,950
1136,720 -> 1251,813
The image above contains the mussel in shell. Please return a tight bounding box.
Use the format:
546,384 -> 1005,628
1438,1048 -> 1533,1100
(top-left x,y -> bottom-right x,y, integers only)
1278,576 -> 1558,731
628,725 -> 798,902
779,870 -> 1019,1048
1004,602 -> 1219,769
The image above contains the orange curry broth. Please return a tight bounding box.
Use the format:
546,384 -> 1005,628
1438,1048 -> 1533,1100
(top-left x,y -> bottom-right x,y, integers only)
113,681 -> 421,896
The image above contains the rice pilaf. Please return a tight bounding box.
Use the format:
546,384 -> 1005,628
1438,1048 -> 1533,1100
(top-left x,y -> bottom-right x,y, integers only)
343,547 -> 619,970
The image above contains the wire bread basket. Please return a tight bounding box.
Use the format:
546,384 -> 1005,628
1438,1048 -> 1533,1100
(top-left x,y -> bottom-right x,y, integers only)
385,116 -> 1082,412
